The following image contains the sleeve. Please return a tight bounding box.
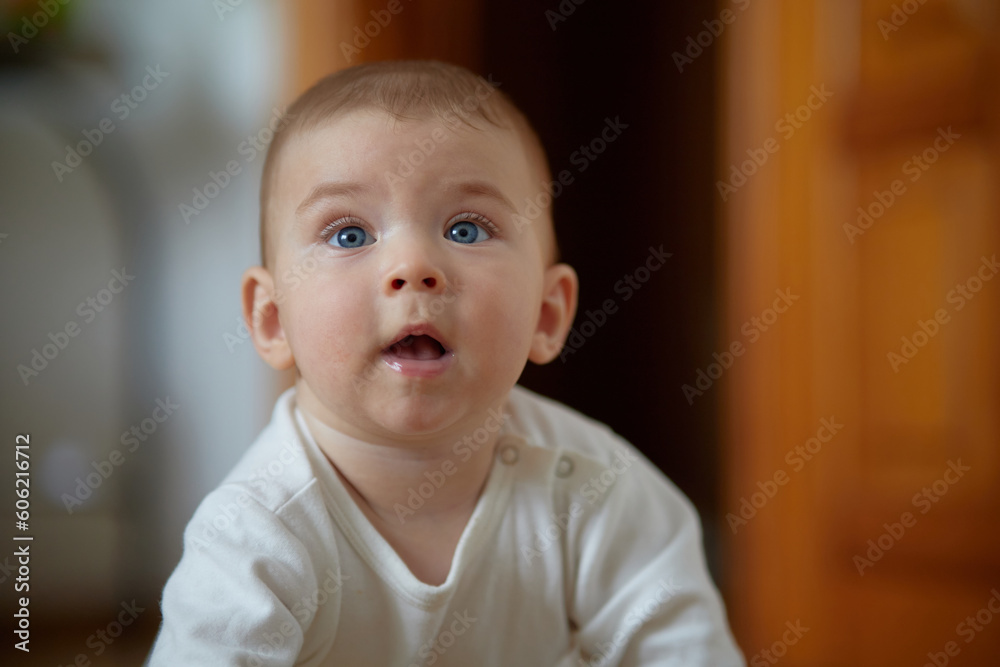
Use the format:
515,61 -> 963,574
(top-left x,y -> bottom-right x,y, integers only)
148,485 -> 323,667
563,440 -> 746,667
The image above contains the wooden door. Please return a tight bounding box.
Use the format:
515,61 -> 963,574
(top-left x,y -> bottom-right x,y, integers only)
286,0 -> 482,98
720,1 -> 1000,664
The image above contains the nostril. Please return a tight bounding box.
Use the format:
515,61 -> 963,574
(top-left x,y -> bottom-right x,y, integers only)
423,277 -> 436,288
392,279 -> 405,290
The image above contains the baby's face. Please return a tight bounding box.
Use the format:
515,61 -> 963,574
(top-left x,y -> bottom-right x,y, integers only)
260,110 -> 566,442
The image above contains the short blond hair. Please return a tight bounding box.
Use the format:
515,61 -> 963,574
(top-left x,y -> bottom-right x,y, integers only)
259,60 -> 556,267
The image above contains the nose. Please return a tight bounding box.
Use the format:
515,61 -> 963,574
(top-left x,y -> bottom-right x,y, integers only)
382,244 -> 447,295
390,276 -> 438,290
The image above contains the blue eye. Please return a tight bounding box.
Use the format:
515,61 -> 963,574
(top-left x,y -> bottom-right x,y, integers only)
447,220 -> 488,244
328,226 -> 372,248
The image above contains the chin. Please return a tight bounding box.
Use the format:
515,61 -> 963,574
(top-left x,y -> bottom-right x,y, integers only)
373,393 -> 468,438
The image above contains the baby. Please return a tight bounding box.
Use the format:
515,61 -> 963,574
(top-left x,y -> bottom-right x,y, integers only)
149,60 -> 744,666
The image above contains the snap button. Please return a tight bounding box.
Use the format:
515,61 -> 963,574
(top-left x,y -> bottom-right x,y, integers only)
555,455 -> 574,478
499,443 -> 519,465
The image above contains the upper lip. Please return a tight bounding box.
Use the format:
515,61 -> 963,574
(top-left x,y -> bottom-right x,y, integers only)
382,322 -> 452,352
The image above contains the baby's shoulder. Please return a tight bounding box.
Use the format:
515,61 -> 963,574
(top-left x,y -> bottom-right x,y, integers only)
210,392 -> 320,515
180,396 -> 333,560
505,384 -> 648,477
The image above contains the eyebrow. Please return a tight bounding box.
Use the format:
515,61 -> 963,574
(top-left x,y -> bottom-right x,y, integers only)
296,181 -> 373,216
441,180 -> 518,214
294,178 -> 518,217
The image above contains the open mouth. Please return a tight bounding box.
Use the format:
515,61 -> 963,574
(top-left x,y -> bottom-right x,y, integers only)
384,334 -> 448,360
379,325 -> 453,378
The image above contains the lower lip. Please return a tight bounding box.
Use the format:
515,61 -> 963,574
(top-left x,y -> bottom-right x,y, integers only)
381,350 -> 455,378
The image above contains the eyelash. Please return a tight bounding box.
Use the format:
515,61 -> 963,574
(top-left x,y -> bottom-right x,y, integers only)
316,211 -> 502,243
451,211 -> 502,239
317,213 -> 366,243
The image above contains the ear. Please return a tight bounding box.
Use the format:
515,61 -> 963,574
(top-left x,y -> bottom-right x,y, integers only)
241,266 -> 295,370
528,263 -> 579,364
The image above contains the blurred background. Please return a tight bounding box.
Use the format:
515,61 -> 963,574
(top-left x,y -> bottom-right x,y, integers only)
0,0 -> 997,664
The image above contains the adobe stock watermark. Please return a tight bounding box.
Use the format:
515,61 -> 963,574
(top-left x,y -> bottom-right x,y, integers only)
0,555 -> 16,585
51,65 -> 170,182
512,116 -> 629,238
844,126 -> 960,244
382,75 -> 502,186
350,280 -> 467,390
246,567 -> 349,667
748,619 -> 809,666
340,0 -> 413,62
213,0 -> 249,21
223,249 -> 328,353
559,244 -> 670,362
189,440 -> 302,551
581,579 -> 680,666
16,267 -> 135,386
726,417 -> 843,534
7,0 -> 72,55
382,112 -> 626,255
180,106 -> 292,224
672,0 -> 752,73
521,447 -> 639,564
61,397 -> 180,513
54,599 -> 146,666
886,253 -> 997,373
877,0 -> 928,40
407,610 -> 477,667
717,84 -> 833,202
853,459 -> 970,576
922,589 -> 1000,667
544,0 -> 589,31
682,287 -> 799,405
566,116 -> 630,174
392,408 -> 509,524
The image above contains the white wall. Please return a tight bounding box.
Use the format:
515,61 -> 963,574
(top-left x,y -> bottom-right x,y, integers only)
0,0 -> 290,613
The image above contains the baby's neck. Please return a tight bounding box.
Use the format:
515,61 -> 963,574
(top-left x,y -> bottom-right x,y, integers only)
295,394 -> 507,530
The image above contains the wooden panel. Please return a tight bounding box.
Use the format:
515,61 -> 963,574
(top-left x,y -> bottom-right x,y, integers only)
721,0 -> 1000,664
286,0 -> 358,96
356,0 -> 483,69
285,0 -> 482,98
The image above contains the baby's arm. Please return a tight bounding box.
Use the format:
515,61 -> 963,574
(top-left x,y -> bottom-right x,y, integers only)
560,442 -> 746,666
149,485 -> 322,666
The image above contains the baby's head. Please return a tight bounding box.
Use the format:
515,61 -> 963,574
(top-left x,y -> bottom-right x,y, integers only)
242,61 -> 578,442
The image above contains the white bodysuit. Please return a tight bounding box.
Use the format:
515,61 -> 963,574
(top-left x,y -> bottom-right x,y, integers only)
149,385 -> 745,666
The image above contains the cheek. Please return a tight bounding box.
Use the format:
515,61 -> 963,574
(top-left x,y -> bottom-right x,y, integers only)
464,266 -> 540,357
283,278 -> 370,369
